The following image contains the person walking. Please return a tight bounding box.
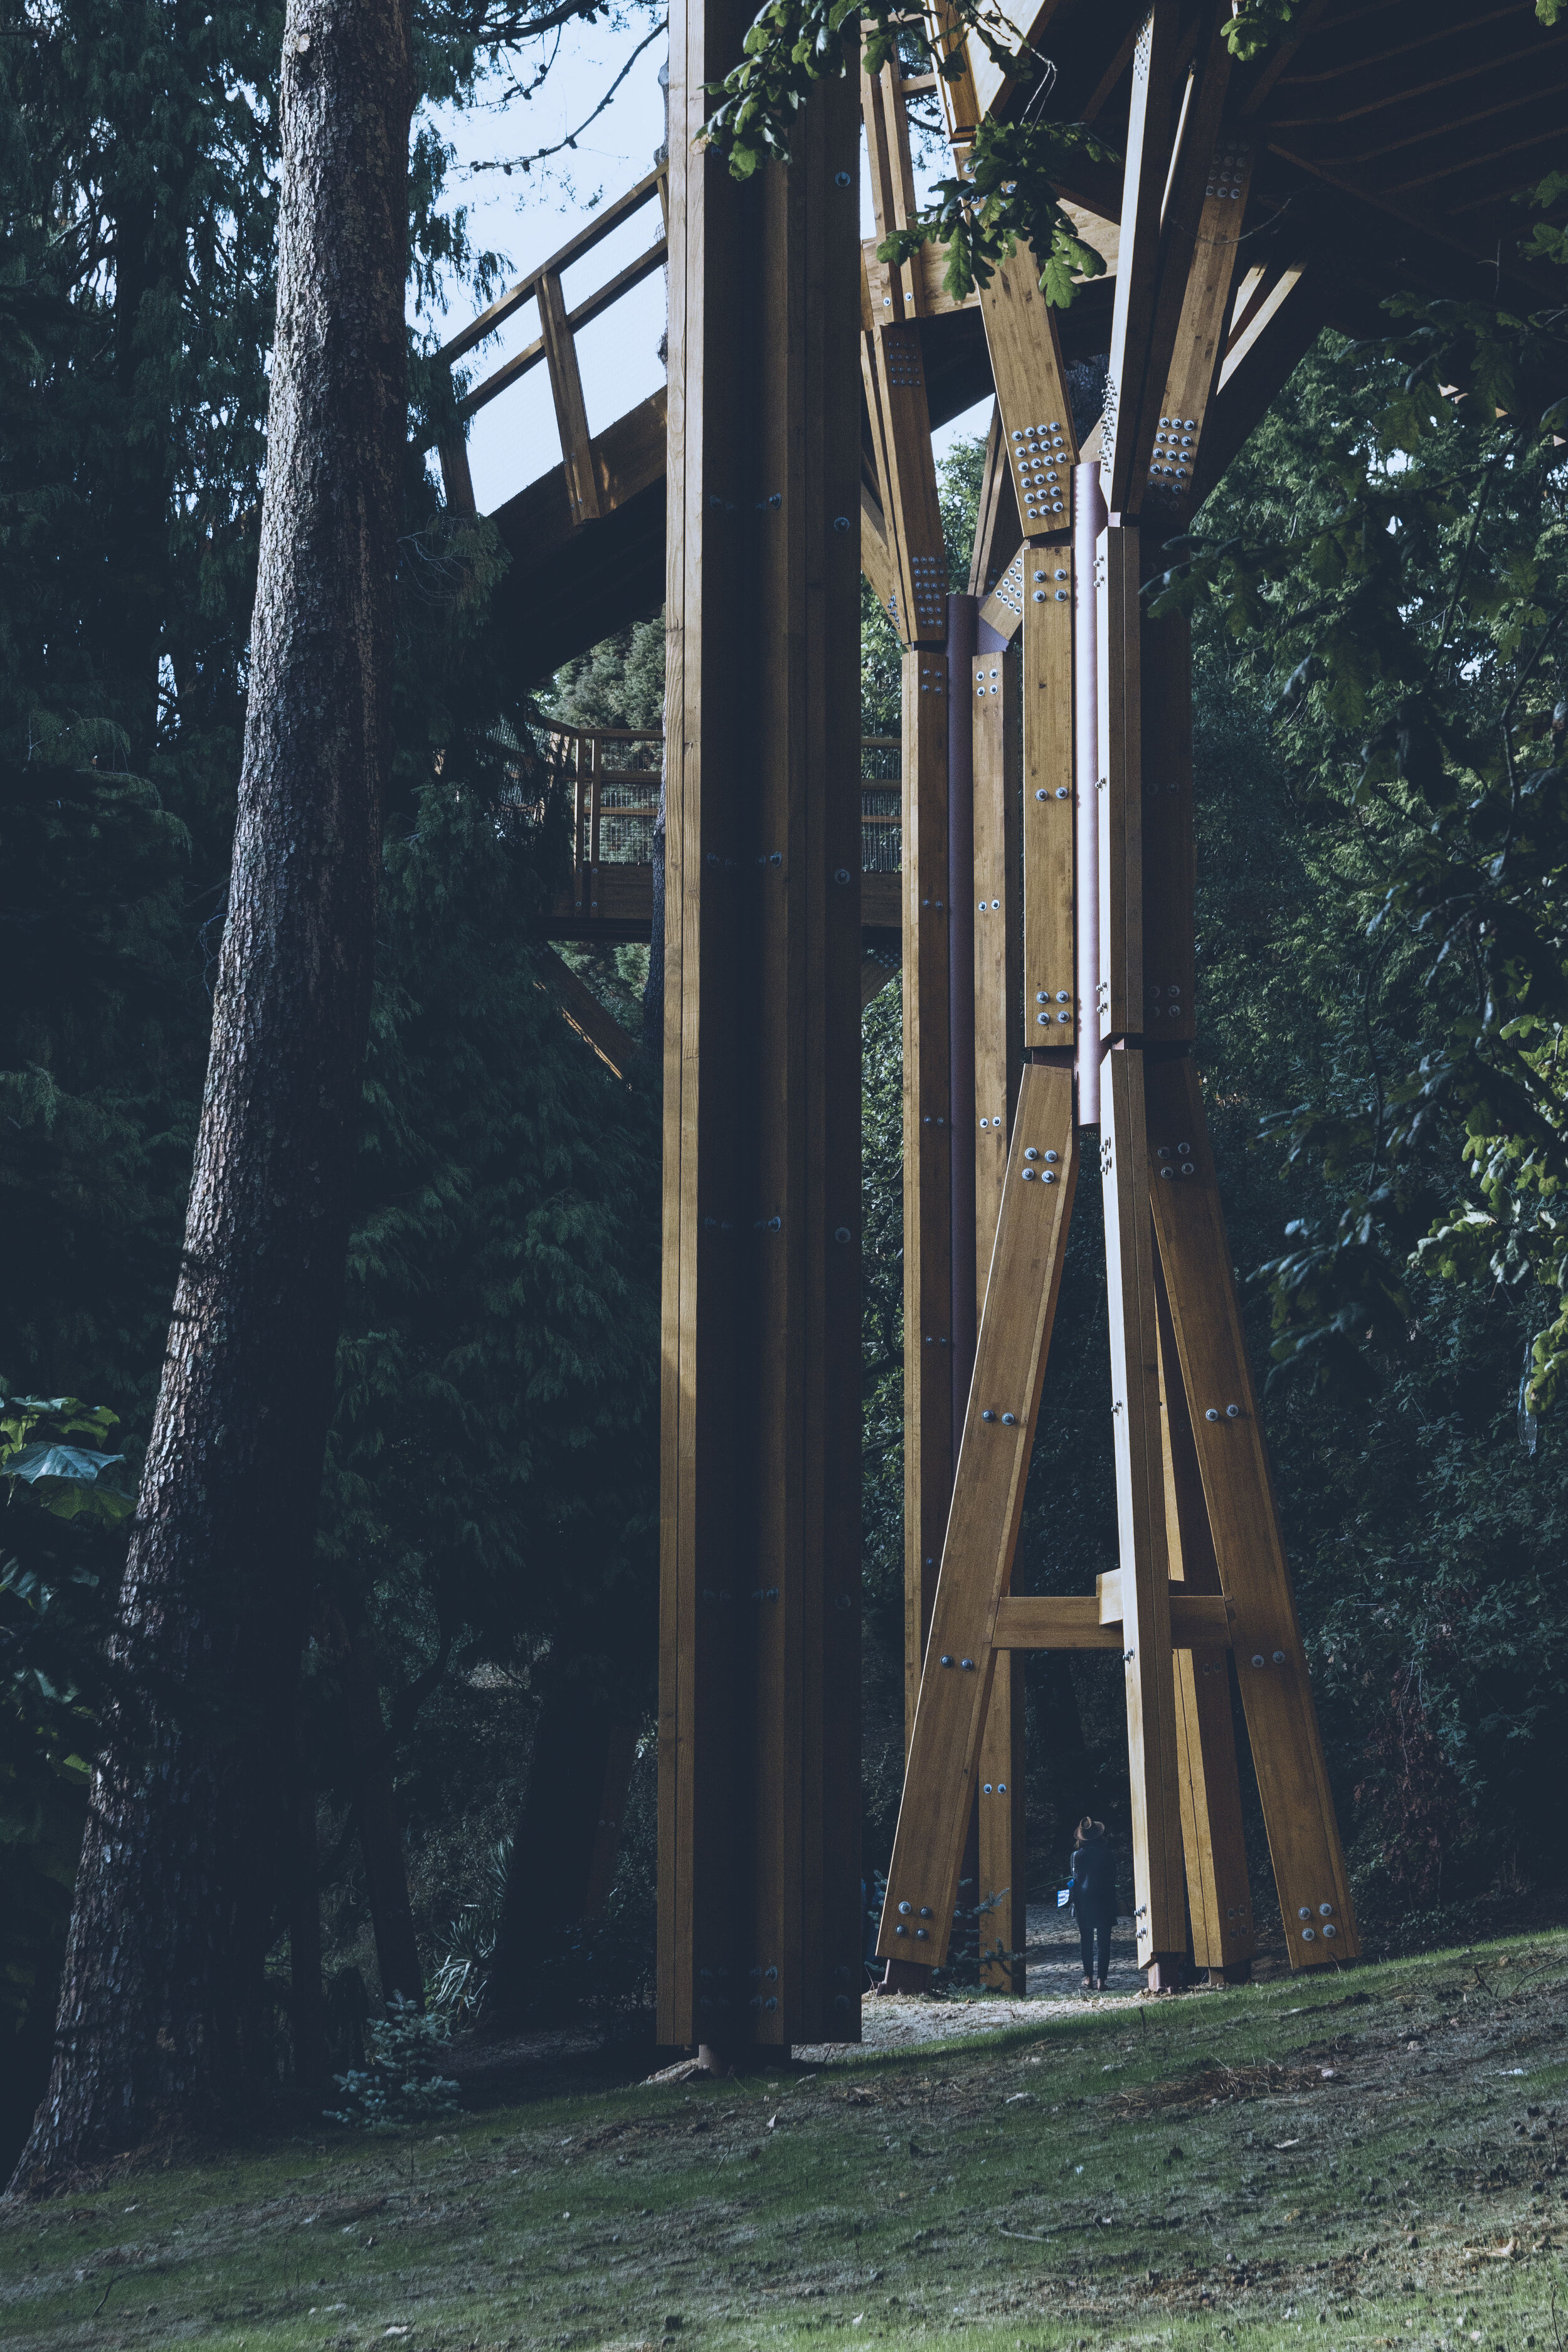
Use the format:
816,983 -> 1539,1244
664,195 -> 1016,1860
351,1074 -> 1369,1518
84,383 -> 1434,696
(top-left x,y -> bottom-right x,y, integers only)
1067,1818 -> 1116,1992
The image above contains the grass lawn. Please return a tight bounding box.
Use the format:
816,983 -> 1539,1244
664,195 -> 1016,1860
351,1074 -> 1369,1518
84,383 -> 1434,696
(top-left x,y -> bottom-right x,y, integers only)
5,1932 -> 1568,2352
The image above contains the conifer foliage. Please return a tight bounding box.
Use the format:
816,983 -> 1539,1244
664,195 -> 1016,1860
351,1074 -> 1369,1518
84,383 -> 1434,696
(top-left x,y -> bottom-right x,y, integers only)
1,1 -> 660,2183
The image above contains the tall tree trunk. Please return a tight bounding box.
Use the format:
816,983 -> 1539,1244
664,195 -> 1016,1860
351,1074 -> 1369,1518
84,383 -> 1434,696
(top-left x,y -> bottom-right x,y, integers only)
11,0 -> 413,2191
489,1688 -> 633,2021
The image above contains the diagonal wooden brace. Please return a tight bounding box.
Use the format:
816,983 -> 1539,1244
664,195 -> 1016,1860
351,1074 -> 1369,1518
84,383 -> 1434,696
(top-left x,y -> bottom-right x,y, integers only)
1154,1251 -> 1256,1973
876,1061 -> 1078,1968
1145,1056 -> 1360,1967
1101,1047 -> 1189,1972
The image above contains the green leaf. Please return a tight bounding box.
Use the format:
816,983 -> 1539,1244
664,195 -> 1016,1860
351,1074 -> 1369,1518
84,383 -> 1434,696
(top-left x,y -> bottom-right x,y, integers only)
8,1444 -> 125,1486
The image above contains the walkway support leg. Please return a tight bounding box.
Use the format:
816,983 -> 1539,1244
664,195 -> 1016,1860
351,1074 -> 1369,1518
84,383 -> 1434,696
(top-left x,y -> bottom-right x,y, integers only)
658,3 -> 861,2052
877,1063 -> 1077,1969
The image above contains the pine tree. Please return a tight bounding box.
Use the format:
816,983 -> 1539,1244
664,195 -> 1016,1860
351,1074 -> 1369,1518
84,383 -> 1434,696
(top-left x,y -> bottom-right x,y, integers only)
11,0 -> 418,2186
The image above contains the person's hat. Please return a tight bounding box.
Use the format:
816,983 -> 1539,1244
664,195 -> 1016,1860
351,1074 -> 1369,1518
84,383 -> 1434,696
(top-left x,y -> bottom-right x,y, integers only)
1076,1816 -> 1106,1841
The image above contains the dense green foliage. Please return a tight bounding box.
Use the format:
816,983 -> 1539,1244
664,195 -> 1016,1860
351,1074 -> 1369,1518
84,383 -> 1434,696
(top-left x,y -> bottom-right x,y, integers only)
1158,204 -> 1568,1419
0,1402 -> 134,2158
1148,253 -> 1568,1918
877,118 -> 1115,310
0,0 -> 660,2157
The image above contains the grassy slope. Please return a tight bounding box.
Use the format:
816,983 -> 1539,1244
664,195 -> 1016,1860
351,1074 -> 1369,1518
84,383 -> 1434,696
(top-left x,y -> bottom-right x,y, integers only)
6,1933 -> 1568,2352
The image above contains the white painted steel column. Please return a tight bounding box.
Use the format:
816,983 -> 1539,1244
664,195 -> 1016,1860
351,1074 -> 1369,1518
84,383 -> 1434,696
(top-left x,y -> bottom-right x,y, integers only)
1073,460 -> 1107,1126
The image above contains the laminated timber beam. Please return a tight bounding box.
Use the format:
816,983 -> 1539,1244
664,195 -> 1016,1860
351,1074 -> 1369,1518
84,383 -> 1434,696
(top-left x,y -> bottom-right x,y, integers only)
658,0 -> 861,2053
859,55 -> 956,1754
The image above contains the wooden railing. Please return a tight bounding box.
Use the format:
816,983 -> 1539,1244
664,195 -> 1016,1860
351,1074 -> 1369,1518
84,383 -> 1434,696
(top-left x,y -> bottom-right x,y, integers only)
432,164 -> 670,520
545,726 -> 906,913
545,726 -> 663,916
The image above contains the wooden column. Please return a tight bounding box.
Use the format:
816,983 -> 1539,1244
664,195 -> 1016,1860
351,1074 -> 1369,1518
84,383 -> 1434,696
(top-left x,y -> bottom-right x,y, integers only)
902,641 -> 952,1742
858,61 -> 952,1752
1147,1059 -> 1359,1965
879,1063 -> 1078,1971
659,0 -> 861,2052
971,613 -> 1024,1989
1154,1266 -> 1255,1978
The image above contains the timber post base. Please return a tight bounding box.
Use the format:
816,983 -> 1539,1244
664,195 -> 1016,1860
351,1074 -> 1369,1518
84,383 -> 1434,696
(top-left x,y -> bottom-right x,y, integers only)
881,1956 -> 934,1994
1145,1954 -> 1186,1994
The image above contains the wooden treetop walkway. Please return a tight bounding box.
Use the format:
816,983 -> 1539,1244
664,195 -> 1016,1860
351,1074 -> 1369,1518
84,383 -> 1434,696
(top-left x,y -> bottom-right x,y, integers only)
428,0 -> 1562,686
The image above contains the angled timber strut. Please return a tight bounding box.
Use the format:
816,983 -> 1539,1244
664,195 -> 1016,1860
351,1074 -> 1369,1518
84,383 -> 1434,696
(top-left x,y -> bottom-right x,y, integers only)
428,0 -> 1568,2036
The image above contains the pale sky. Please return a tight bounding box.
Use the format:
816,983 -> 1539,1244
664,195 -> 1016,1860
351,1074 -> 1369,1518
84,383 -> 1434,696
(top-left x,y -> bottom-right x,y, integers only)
418,22 -> 988,516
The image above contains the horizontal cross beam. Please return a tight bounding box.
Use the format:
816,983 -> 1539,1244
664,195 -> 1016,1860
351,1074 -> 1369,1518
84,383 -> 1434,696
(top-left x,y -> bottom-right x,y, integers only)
991,1591 -> 1232,1650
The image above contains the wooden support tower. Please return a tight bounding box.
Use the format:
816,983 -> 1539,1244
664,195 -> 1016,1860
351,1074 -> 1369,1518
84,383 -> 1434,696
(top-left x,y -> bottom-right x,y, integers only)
877,0 -> 1359,1993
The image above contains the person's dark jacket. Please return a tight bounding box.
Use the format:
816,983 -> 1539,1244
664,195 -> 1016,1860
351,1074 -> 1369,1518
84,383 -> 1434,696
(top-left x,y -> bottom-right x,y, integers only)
1069,1839 -> 1117,1918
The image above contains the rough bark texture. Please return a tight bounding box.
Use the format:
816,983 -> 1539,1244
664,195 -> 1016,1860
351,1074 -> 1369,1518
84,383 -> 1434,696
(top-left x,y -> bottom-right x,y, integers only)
489,1688 -> 632,2020
11,0 -> 414,2190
